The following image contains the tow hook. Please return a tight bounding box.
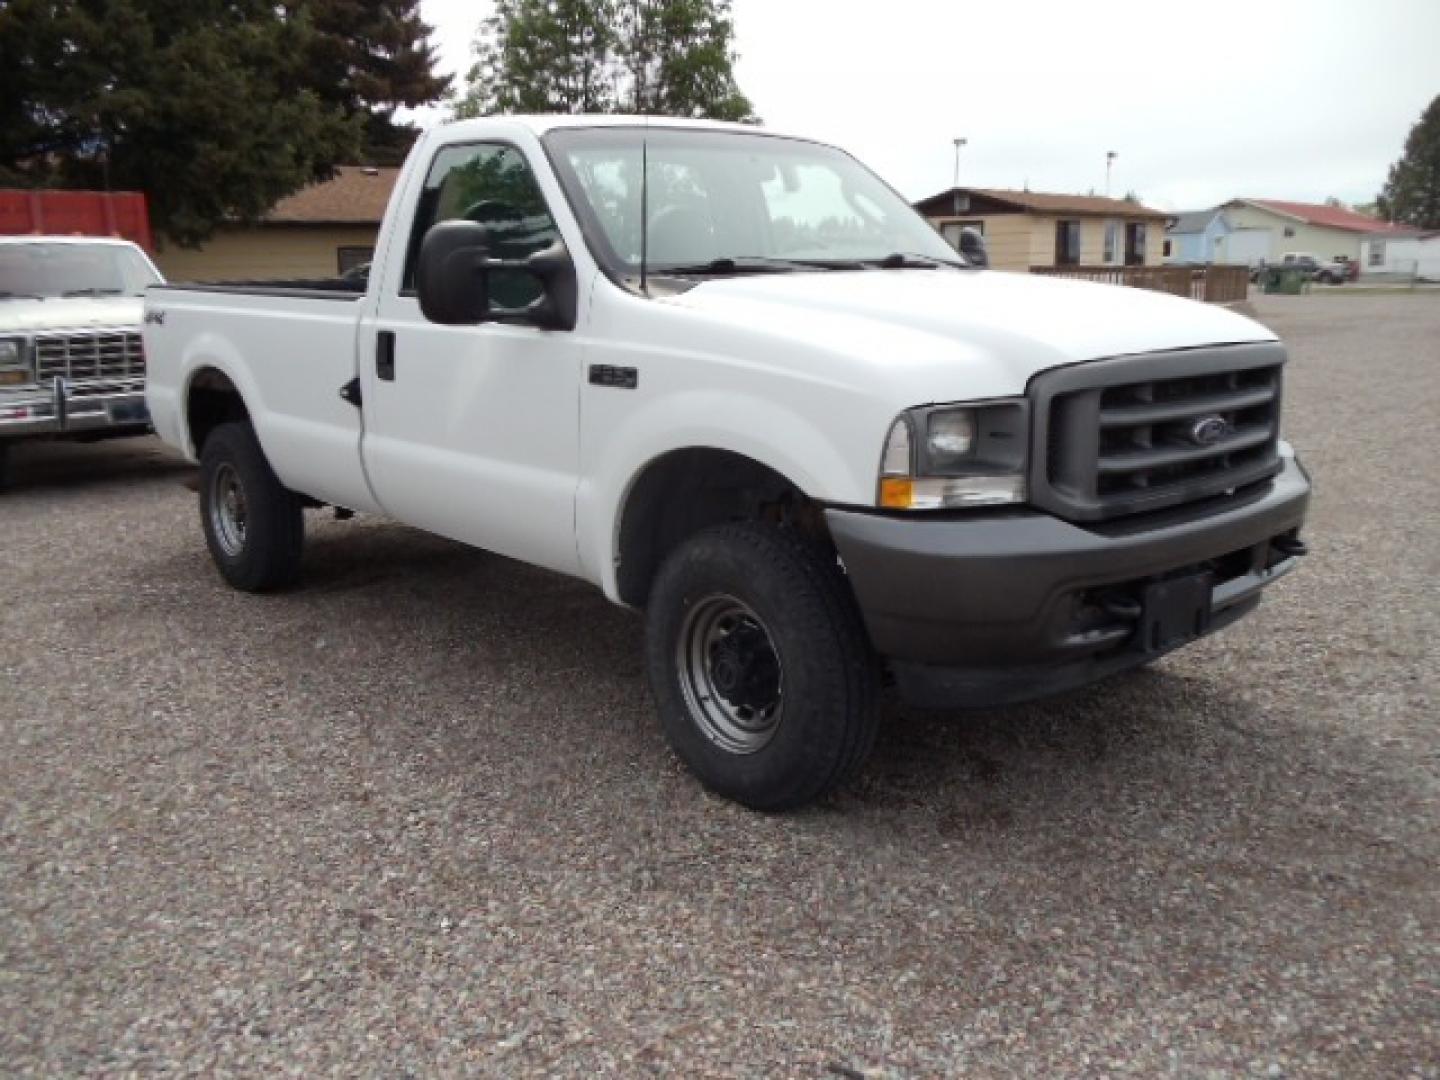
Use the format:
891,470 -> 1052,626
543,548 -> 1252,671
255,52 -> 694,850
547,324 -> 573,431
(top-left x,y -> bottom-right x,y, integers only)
1100,594 -> 1143,620
1273,534 -> 1308,558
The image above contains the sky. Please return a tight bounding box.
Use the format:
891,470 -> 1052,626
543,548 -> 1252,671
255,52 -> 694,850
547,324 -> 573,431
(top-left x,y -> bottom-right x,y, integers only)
411,0 -> 1440,212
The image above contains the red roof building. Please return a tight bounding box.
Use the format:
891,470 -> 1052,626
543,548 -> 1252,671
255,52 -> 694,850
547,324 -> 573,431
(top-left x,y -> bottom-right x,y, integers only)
1233,199 -> 1403,234
1217,198 -> 1402,264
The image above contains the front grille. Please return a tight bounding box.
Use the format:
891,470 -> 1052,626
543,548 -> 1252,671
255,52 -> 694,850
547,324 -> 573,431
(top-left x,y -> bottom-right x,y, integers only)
1030,343 -> 1286,522
33,331 -> 145,384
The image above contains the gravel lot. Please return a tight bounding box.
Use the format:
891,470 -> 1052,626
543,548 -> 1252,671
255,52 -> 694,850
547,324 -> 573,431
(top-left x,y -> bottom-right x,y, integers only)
2,292 -> 1437,1077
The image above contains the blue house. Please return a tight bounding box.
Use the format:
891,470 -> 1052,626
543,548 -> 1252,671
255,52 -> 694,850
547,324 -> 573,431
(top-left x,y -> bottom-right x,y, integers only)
1164,209 -> 1231,263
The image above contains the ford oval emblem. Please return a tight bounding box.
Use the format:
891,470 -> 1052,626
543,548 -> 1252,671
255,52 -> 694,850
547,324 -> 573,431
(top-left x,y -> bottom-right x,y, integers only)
1190,415 -> 1230,446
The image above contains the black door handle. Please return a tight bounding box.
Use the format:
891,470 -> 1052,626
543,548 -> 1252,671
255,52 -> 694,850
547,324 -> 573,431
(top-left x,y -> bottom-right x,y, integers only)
377,330 -> 396,381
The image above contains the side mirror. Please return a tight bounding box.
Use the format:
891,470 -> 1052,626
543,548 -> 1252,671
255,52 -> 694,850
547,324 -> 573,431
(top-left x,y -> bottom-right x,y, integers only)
416,220 -> 579,331
522,240 -> 578,332
959,226 -> 989,269
417,220 -> 491,325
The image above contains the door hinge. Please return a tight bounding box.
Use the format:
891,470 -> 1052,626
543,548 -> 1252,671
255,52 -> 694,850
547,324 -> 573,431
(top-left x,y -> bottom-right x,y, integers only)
588,364 -> 638,390
338,377 -> 362,408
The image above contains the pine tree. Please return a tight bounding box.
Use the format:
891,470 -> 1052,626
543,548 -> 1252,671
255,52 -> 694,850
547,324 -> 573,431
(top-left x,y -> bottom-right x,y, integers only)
303,0 -> 451,164
1377,95 -> 1440,228
0,0 -> 365,245
0,0 -> 450,239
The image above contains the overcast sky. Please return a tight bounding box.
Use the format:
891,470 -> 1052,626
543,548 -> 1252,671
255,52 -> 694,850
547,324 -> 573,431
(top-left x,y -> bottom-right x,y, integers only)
412,0 -> 1440,211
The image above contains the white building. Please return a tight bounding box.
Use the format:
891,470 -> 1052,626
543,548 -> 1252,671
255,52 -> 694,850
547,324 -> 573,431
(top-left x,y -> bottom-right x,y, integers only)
1359,230 -> 1440,281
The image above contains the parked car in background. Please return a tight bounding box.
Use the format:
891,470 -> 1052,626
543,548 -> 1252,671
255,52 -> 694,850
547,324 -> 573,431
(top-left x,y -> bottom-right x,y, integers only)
1297,253 -> 1354,285
0,237 -> 162,486
1247,252 -> 1349,285
143,115 -> 1311,810
1317,254 -> 1359,284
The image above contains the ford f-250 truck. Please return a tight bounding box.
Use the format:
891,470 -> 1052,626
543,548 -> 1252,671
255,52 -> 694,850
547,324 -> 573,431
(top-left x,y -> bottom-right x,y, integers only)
144,116 -> 1311,810
1,236 -> 161,486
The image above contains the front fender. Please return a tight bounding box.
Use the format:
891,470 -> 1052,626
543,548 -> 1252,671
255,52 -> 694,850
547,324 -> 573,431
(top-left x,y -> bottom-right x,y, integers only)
576,388 -> 870,600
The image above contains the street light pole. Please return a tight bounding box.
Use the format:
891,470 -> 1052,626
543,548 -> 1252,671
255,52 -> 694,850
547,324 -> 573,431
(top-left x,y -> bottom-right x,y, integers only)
1105,150 -> 1118,197
952,137 -> 967,215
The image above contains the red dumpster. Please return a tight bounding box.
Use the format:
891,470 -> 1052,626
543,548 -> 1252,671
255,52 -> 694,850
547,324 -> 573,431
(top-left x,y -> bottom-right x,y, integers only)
0,189 -> 153,252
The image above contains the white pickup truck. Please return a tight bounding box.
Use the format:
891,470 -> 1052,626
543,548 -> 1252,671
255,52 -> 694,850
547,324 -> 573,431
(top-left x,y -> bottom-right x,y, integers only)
145,115 -> 1311,810
1,236 -> 161,485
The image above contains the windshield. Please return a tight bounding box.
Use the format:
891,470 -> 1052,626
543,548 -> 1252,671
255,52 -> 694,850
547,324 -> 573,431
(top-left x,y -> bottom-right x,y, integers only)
544,127 -> 963,276
0,243 -> 160,300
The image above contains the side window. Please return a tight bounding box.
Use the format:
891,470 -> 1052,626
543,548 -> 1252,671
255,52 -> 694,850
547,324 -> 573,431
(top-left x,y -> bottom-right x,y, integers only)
337,245 -> 373,274
402,143 -> 560,309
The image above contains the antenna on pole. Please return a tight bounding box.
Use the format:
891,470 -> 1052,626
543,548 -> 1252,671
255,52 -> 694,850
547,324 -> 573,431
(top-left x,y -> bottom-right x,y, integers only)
639,116 -> 650,295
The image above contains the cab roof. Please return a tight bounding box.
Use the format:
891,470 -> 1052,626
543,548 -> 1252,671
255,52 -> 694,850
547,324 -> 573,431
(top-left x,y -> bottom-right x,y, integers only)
440,113 -> 793,140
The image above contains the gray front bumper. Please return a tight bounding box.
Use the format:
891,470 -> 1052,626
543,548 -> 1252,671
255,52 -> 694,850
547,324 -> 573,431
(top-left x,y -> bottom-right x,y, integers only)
826,454 -> 1311,707
0,380 -> 149,437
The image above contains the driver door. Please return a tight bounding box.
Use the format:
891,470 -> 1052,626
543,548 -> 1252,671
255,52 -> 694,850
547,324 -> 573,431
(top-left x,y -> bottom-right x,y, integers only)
359,141 -> 584,575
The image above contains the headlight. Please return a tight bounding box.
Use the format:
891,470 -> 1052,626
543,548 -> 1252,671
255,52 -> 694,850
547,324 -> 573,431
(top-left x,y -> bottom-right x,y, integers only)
0,337 -> 31,386
878,401 -> 1028,509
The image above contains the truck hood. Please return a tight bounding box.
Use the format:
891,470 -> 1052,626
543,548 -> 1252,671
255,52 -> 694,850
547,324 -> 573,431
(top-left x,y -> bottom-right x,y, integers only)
666,269 -> 1274,391
0,295 -> 144,333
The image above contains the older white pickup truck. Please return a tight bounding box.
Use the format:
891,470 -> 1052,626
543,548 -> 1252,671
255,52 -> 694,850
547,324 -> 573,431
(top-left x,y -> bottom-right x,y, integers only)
1,236 -> 160,485
144,116 -> 1310,809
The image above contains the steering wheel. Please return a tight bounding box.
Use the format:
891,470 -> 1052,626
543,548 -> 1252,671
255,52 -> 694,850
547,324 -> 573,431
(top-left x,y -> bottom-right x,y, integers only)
648,205 -> 715,264
461,199 -> 518,225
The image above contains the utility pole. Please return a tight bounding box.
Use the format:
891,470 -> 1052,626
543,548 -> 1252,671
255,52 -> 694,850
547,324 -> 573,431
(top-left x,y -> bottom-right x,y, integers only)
952,137 -> 967,215
1105,150 -> 1118,197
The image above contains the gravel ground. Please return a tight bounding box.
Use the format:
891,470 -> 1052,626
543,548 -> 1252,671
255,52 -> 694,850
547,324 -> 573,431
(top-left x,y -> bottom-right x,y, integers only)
2,292 -> 1437,1077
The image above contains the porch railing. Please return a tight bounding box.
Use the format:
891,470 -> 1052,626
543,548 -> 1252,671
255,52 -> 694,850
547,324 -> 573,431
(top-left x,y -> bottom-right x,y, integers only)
1031,264 -> 1250,303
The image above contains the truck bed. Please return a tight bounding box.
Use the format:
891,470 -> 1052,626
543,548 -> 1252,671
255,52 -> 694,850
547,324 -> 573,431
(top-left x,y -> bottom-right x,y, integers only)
144,281 -> 380,514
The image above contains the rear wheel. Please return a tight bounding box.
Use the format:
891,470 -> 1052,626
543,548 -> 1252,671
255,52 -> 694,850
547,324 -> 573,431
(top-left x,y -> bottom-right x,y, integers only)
198,422 -> 303,591
644,522 -> 880,810
0,441 -> 12,490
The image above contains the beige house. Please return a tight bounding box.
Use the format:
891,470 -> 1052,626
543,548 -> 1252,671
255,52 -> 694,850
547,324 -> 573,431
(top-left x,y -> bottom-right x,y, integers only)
1215,199 -> 1400,266
915,187 -> 1167,272
152,166 -> 399,283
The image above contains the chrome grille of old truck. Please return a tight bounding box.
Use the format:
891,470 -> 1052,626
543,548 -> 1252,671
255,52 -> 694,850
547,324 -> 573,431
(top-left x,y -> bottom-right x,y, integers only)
34,331 -> 146,385
1028,342 -> 1286,522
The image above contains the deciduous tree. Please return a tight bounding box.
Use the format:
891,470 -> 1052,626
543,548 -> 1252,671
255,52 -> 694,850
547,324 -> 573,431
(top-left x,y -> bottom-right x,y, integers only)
458,0 -> 617,117
455,0 -> 754,122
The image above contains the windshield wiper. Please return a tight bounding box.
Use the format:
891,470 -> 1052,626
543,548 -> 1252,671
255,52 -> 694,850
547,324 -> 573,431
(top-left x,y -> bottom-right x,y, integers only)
862,252 -> 964,269
0,290 -> 45,300
61,287 -> 124,297
662,256 -> 842,276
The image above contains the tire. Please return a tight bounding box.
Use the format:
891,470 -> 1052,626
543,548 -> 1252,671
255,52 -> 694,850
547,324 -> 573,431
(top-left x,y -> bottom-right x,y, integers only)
0,441 -> 12,491
644,522 -> 880,810
198,422 -> 304,592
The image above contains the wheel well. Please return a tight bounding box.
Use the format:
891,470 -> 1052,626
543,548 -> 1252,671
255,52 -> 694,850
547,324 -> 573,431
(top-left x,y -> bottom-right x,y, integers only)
186,368 -> 250,456
615,448 -> 826,608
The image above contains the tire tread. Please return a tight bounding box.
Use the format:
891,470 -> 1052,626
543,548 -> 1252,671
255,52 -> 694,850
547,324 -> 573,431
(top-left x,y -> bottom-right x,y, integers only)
199,422 -> 304,592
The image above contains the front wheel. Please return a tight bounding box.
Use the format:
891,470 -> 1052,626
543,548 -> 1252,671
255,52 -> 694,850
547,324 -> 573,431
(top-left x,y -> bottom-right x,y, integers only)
198,422 -> 304,592
644,522 -> 880,810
